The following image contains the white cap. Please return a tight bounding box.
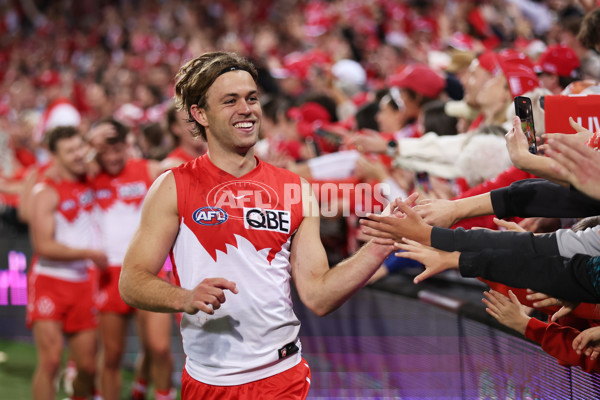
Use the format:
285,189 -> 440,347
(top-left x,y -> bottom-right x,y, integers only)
331,59 -> 366,87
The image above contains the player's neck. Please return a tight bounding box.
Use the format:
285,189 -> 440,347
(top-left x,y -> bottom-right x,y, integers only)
53,162 -> 84,182
206,145 -> 257,177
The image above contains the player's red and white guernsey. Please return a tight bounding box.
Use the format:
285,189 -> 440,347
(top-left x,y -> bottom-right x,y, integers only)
32,177 -> 97,281
92,158 -> 154,266
171,155 -> 304,385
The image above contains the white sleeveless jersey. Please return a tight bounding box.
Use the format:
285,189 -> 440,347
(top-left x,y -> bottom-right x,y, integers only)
171,155 -> 304,385
33,177 -> 97,281
91,158 -> 153,267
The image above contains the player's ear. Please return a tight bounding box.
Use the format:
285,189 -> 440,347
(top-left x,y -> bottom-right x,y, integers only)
190,105 -> 209,128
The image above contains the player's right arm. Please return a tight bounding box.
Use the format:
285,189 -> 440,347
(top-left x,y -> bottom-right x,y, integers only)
17,167 -> 38,224
30,183 -> 107,268
119,171 -> 237,314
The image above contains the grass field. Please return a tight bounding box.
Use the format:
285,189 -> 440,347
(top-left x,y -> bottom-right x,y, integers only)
0,339 -> 179,400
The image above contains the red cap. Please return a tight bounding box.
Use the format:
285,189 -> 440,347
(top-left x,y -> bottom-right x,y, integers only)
494,50 -> 539,97
476,51 -> 499,74
35,70 -> 61,87
351,91 -> 371,107
0,102 -> 10,116
497,49 -> 535,70
303,2 -> 337,37
498,62 -> 540,98
279,50 -> 332,80
411,17 -> 436,33
387,64 -> 446,99
447,32 -> 476,51
535,44 -> 580,78
287,102 -> 332,138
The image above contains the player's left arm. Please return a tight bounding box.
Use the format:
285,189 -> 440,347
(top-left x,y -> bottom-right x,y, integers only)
290,179 -> 393,316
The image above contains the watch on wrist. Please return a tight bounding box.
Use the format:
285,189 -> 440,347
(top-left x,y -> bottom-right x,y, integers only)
386,139 -> 398,157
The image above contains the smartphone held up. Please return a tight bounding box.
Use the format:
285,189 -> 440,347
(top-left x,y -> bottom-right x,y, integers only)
514,96 -> 537,154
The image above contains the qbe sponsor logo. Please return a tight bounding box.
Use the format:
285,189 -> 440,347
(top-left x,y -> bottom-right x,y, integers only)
244,207 -> 291,234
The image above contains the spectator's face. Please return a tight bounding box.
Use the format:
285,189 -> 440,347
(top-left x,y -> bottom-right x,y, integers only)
463,62 -> 492,108
400,89 -> 421,124
136,85 -> 155,109
86,84 -> 108,108
43,85 -> 62,103
476,74 -> 509,109
195,71 -> 261,152
373,45 -> 404,77
54,135 -> 87,177
97,141 -> 128,176
537,72 -> 560,94
376,100 -> 403,133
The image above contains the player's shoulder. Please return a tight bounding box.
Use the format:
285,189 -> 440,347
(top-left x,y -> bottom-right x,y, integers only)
32,180 -> 60,206
170,156 -> 200,174
153,169 -> 176,189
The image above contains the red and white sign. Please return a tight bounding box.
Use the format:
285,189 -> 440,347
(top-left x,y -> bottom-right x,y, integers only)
545,94 -> 600,134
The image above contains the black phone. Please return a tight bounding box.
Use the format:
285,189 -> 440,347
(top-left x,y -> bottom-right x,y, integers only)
415,171 -> 430,193
514,96 -> 537,154
314,127 -> 343,145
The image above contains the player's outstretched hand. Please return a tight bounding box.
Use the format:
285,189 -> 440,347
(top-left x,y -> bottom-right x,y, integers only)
393,238 -> 460,284
184,278 -> 239,315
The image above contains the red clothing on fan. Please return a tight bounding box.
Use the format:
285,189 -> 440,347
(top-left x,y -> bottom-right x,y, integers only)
482,279 -> 600,373
525,318 -> 600,373
452,166 -> 534,230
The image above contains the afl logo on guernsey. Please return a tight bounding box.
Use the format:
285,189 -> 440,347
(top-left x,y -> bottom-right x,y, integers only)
193,207 -> 228,226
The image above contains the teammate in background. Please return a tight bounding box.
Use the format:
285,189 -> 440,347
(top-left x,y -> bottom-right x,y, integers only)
119,52 -> 393,399
88,119 -> 175,400
161,104 -> 207,170
27,126 -> 107,400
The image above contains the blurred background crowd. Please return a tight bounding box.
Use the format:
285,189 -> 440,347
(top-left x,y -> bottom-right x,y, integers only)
2,0 -> 600,283
3,1 -> 600,394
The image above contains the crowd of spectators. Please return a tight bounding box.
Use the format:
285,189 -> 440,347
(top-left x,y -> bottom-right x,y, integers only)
3,0 -> 600,393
